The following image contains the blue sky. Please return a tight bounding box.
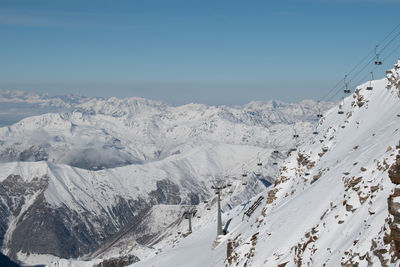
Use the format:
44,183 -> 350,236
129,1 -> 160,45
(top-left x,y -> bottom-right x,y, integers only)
1,0 -> 399,105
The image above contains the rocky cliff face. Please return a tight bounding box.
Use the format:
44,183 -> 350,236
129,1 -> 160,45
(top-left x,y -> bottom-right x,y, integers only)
387,143 -> 400,260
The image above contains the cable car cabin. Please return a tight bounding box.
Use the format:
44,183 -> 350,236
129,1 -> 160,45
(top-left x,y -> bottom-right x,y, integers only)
257,162 -> 262,166
273,150 -> 279,154
344,89 -> 351,94
338,110 -> 344,114
178,232 -> 181,234
375,60 -> 382,65
203,200 -> 208,204
272,162 -> 278,166
313,131 -> 318,135
290,148 -> 297,152
242,173 -> 247,177
366,86 -> 373,90
227,183 -> 232,187
206,207 -> 211,210
293,134 -> 299,138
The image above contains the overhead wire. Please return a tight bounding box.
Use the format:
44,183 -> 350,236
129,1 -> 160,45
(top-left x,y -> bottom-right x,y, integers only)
352,41 -> 400,89
219,22 -> 400,185
319,22 -> 400,102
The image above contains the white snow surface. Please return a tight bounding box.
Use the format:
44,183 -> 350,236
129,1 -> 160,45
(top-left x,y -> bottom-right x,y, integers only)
0,96 -> 331,170
126,63 -> 400,266
5,61 -> 400,266
0,90 -> 333,266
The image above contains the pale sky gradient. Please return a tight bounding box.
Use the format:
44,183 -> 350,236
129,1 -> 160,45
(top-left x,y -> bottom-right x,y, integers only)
1,0 -> 399,105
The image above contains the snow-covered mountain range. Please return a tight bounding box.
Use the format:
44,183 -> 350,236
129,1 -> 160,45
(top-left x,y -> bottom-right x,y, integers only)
110,60 -> 399,267
0,87 -> 333,265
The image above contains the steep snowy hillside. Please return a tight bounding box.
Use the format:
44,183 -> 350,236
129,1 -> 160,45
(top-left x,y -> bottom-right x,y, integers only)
128,61 -> 400,267
0,92 -> 332,265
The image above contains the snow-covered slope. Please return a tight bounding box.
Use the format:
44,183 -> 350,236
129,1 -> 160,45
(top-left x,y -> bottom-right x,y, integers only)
0,91 -> 332,265
127,61 -> 400,267
0,97 -> 330,170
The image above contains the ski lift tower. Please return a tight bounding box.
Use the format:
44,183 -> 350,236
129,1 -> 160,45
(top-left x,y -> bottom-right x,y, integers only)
182,205 -> 197,233
211,180 -> 227,236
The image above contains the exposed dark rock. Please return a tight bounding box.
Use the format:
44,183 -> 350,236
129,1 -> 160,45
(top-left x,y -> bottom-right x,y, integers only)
18,146 -> 49,161
93,254 -> 140,267
387,143 -> 400,260
148,179 -> 182,205
0,174 -> 49,247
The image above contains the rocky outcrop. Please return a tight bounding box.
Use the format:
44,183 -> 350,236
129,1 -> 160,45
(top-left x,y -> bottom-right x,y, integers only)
0,174 -> 49,248
388,146 -> 400,259
389,155 -> 400,185
93,254 -> 140,267
386,60 -> 400,96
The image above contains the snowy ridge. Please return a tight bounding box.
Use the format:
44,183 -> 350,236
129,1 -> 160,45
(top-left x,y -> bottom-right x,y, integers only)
0,97 -> 331,171
125,61 -> 400,267
0,91 -> 335,265
0,85 -> 332,264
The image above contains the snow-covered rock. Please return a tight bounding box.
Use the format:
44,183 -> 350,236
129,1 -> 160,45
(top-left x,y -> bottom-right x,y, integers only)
128,61 -> 400,267
0,92 -> 332,265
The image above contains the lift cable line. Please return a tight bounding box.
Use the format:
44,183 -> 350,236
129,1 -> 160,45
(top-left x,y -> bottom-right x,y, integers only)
335,38 -> 400,102
351,41 -> 400,91
318,22 -> 400,103
201,24 -> 400,216
181,31 -> 400,238
346,30 -> 400,89
227,25 -> 400,186
323,41 -> 400,104
223,118 -> 306,182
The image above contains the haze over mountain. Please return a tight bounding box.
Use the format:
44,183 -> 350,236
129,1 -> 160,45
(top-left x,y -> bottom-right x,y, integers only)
0,87 -> 334,266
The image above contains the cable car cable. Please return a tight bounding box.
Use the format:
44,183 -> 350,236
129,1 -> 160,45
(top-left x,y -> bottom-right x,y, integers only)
318,22 -> 400,102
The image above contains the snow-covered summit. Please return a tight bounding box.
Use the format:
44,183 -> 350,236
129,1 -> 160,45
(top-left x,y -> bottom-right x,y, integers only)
0,96 -> 331,170
75,96 -> 168,117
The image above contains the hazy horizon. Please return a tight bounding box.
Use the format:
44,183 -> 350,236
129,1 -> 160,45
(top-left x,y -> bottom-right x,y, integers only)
1,0 -> 400,105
